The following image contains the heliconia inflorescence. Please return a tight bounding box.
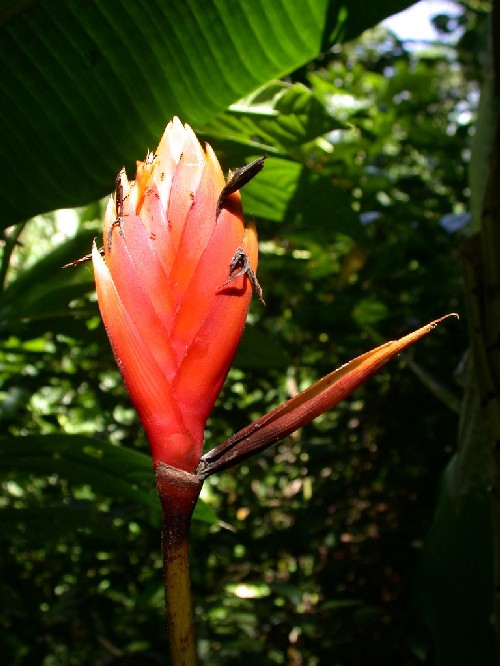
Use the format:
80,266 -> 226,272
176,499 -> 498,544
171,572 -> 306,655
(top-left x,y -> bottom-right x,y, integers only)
92,117 -> 259,473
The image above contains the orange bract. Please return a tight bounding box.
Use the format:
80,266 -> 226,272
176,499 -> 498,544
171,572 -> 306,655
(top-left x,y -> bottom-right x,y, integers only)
93,117 -> 259,472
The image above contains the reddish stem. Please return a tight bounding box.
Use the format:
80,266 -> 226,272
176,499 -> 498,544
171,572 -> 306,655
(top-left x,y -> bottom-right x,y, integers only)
155,463 -> 202,666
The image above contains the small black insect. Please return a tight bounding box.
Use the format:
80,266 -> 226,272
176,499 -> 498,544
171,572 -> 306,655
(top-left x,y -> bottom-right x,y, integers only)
107,167 -> 126,251
63,167 -> 126,268
220,246 -> 265,305
216,155 -> 267,218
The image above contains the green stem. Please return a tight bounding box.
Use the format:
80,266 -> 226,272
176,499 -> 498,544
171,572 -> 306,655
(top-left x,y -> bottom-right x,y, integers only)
155,463 -> 202,666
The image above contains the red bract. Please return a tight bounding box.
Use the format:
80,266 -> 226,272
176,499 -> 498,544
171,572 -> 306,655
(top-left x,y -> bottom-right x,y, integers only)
92,117 -> 258,473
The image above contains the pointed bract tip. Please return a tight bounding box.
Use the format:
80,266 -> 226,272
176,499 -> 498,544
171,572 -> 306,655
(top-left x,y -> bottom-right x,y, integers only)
430,312 -> 460,329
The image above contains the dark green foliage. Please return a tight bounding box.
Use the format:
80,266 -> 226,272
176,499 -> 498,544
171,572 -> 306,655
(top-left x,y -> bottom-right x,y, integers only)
0,1 -> 488,664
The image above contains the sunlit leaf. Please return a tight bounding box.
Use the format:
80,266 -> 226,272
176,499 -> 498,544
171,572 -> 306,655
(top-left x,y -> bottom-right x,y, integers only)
1,0 -> 416,226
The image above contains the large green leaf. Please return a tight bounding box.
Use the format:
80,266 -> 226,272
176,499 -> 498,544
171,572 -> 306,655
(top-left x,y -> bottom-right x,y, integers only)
202,81 -> 347,153
1,0 -> 416,227
240,156 -> 361,239
0,434 -> 217,526
416,455 -> 495,665
0,228 -> 98,339
416,353 -> 495,665
201,80 -> 363,238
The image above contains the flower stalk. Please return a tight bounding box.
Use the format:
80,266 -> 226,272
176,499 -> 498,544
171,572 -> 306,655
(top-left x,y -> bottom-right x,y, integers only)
156,463 -> 202,666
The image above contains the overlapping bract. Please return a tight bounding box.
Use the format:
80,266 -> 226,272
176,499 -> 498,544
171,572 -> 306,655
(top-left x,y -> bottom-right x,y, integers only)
93,118 -> 258,472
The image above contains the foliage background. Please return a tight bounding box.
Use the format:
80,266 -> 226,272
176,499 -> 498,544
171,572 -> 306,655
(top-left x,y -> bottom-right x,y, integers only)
0,1 -> 492,664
